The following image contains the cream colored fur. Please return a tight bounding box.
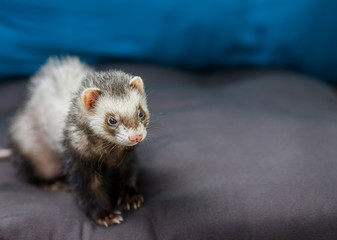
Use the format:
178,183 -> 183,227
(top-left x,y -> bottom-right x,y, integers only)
9,57 -> 92,179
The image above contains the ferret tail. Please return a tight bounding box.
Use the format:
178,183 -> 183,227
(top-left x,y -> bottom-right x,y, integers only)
0,149 -> 12,161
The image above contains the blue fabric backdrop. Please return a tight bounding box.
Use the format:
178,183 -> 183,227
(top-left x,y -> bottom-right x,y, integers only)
0,0 -> 337,82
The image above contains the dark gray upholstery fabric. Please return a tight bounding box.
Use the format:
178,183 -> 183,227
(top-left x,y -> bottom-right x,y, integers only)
1,65 -> 337,240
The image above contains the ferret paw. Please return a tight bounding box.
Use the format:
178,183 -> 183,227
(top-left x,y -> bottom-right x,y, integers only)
95,210 -> 123,227
118,190 -> 144,211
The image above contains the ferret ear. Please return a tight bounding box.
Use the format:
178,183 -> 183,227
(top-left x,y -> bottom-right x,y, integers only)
129,76 -> 144,92
81,88 -> 101,110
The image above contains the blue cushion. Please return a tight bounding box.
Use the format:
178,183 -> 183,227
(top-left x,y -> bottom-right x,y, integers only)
1,0 -> 337,82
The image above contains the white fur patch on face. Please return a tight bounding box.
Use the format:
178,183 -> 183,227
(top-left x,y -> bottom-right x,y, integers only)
70,129 -> 90,154
115,124 -> 148,146
116,125 -> 134,146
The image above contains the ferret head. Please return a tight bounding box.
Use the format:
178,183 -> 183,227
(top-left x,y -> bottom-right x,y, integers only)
79,71 -> 149,147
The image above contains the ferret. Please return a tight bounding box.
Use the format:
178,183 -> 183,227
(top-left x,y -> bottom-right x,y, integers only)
8,57 -> 150,227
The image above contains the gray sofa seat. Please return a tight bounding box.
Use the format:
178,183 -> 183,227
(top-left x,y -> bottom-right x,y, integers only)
0,64 -> 337,239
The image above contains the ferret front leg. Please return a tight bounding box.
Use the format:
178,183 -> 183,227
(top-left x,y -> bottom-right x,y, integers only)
69,167 -> 123,227
117,163 -> 144,211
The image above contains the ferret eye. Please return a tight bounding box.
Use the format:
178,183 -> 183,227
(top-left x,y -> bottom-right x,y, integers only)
139,110 -> 144,118
108,117 -> 118,126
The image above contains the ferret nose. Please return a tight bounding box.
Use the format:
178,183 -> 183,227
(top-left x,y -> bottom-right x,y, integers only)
128,133 -> 143,143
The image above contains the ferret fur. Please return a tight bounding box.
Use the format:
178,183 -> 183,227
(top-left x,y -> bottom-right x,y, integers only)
9,57 -> 150,226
